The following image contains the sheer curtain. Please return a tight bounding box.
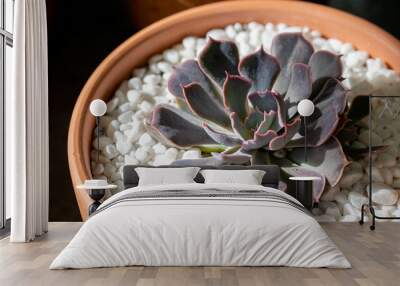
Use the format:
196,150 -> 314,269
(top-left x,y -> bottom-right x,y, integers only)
8,0 -> 49,242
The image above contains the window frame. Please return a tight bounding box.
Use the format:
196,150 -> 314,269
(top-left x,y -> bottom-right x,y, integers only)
0,0 -> 13,231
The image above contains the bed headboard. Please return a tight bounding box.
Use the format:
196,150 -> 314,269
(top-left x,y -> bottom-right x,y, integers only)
123,165 -> 280,189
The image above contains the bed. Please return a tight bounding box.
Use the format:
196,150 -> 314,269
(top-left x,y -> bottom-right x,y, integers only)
50,165 -> 350,269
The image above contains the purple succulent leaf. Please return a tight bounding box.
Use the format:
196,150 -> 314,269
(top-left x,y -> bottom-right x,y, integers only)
168,60 -> 218,99
288,105 -> 340,148
308,50 -> 343,91
242,130 -> 277,151
230,112 -> 251,140
256,111 -> 277,133
306,105 -> 340,147
238,47 -> 281,92
151,105 -> 216,147
244,110 -> 264,131
271,92 -> 287,131
198,38 -> 240,87
223,74 -> 252,121
182,83 -> 231,128
248,90 -> 278,113
268,117 -> 301,150
143,119 -> 179,148
312,78 -> 347,114
203,122 -> 242,147
281,166 -> 326,202
271,33 -> 314,94
248,91 -> 286,131
287,137 -> 350,187
285,63 -> 312,118
288,79 -> 347,147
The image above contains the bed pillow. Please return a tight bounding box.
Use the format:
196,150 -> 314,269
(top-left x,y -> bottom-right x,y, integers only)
135,167 -> 201,186
200,169 -> 266,185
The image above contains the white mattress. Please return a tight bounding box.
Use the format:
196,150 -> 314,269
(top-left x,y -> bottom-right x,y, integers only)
50,183 -> 350,269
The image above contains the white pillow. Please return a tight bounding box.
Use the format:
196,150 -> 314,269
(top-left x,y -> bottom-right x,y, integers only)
135,167 -> 200,186
200,169 -> 266,185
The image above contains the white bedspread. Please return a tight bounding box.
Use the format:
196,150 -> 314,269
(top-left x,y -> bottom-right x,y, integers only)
50,183 -> 350,269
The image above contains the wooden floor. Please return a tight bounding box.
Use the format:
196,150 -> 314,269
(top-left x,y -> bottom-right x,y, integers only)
0,222 -> 399,286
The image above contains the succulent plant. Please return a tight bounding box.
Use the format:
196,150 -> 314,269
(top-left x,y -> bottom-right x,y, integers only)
149,32 -> 350,201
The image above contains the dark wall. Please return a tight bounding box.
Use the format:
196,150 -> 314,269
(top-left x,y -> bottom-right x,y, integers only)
47,0 -> 399,221
47,0 -> 135,221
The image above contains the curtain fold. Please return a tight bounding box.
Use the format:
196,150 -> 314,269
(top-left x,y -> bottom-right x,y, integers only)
8,0 -> 49,242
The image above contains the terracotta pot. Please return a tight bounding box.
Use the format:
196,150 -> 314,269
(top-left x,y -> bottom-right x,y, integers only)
128,0 -> 302,29
69,0 -> 400,220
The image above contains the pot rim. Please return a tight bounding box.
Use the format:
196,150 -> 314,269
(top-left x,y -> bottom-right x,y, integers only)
68,0 -> 400,220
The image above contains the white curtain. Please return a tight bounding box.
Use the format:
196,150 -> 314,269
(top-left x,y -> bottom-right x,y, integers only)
8,0 -> 49,242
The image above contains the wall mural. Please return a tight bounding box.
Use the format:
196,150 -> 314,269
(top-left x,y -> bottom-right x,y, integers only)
90,22 -> 400,222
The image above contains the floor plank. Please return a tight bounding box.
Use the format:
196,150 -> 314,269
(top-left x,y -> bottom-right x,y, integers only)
0,222 -> 399,286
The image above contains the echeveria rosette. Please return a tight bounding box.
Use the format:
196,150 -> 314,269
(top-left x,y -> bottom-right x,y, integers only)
151,32 -> 349,201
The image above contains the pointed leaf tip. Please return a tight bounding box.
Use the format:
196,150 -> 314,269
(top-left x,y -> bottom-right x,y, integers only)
239,47 -> 280,92
199,39 -> 240,87
271,33 -> 314,94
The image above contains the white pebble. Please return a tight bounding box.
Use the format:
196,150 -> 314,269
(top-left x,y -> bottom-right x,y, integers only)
207,29 -> 228,41
369,183 -> 399,205
118,102 -> 133,113
127,90 -> 142,105
225,25 -> 236,38
235,31 -> 249,43
153,154 -> 175,166
143,74 -> 162,85
345,51 -> 369,68
165,148 -> 178,159
152,143 -> 167,154
233,23 -> 242,31
118,111 -> 134,124
103,163 -> 117,177
116,140 -> 133,155
276,23 -> 288,31
124,154 -> 139,165
128,77 -> 142,90
104,144 -> 118,159
124,120 -> 142,143
149,54 -> 162,64
142,84 -> 161,96
182,149 -> 202,160
343,203 -> 359,217
327,38 -> 342,53
163,49 -> 180,64
182,37 -> 196,49
135,147 -> 149,162
348,191 -> 368,210
139,100 -> 153,113
340,43 -> 353,55
92,163 -> 104,176
139,133 -> 156,146
157,61 -> 172,73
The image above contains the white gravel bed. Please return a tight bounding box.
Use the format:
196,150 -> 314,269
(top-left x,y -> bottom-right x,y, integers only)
89,21 -> 400,221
